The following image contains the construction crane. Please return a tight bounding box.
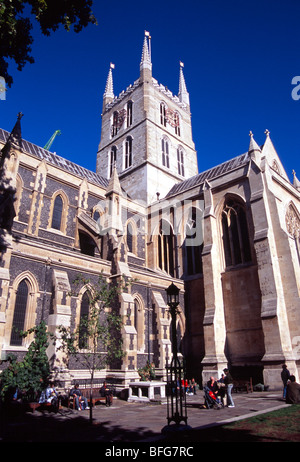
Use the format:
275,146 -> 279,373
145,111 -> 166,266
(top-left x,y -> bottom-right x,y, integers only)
44,130 -> 61,151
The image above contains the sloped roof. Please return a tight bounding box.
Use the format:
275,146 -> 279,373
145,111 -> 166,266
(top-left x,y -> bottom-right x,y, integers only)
0,128 -> 108,189
166,152 -> 250,197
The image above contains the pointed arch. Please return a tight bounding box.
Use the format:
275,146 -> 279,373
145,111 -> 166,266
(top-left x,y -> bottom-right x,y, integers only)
285,201 -> 300,265
10,279 -> 29,346
125,219 -> 137,254
109,145 -> 117,177
160,102 -> 167,126
184,207 -> 203,275
7,272 -> 39,348
78,290 -> 91,349
132,293 -> 145,351
124,136 -> 133,169
161,136 -> 170,168
285,201 -> 300,239
174,111 -> 181,136
156,218 -> 175,276
78,230 -> 99,256
48,190 -> 68,233
127,100 -> 133,127
177,145 -> 185,176
74,284 -> 95,350
220,195 -> 252,268
14,173 -> 23,219
112,111 -> 119,137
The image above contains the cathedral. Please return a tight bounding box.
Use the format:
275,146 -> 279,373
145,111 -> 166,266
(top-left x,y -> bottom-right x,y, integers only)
0,33 -> 299,391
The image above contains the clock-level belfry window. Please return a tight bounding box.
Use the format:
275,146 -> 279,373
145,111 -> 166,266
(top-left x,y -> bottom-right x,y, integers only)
127,101 -> 133,127
111,109 -> 127,137
160,103 -> 167,127
174,112 -> 180,136
109,146 -> 117,176
125,136 -> 132,169
112,111 -> 119,137
162,138 -> 170,168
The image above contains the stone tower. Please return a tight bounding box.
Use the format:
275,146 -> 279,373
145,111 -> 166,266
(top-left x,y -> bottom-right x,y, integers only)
96,32 -> 198,204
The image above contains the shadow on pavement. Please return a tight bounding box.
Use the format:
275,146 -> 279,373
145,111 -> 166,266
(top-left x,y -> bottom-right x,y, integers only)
0,406 -> 160,442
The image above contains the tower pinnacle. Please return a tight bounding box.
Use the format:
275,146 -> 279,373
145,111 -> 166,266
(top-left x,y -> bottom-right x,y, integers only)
140,31 -> 152,81
178,62 -> 190,108
104,63 -> 115,99
102,63 -> 115,112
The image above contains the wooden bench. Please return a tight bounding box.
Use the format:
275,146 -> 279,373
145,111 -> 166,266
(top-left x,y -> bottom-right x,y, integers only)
27,401 -> 60,413
68,386 -> 114,409
233,378 -> 253,393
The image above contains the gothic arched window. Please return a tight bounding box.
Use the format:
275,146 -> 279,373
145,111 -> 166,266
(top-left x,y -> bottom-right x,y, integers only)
112,111 -> 119,137
285,203 -> 300,264
10,279 -> 29,346
133,297 -> 144,351
127,101 -> 133,127
221,199 -> 252,268
160,103 -> 167,127
51,194 -> 63,230
157,219 -> 174,276
177,147 -> 185,176
185,208 -> 203,275
125,136 -> 132,169
126,222 -> 133,253
109,146 -> 117,177
79,231 -> 97,257
174,112 -> 180,136
162,138 -> 170,168
79,292 -> 90,349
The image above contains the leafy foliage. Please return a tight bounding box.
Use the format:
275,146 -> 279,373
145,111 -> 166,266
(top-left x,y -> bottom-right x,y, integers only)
58,272 -> 126,375
0,0 -> 97,86
58,272 -> 129,422
138,361 -> 156,381
0,321 -> 52,402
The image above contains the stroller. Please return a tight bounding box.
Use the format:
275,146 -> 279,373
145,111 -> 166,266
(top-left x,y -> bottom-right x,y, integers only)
203,386 -> 223,409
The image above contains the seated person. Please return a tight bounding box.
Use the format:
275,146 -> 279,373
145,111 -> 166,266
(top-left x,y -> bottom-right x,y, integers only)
286,375 -> 300,404
100,381 -> 113,406
70,383 -> 89,410
39,381 -> 59,408
188,378 -> 197,395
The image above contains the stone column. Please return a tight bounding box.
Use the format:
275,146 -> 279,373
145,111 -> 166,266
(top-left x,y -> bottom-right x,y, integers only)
47,269 -> 72,383
201,181 -> 227,384
248,160 -> 295,387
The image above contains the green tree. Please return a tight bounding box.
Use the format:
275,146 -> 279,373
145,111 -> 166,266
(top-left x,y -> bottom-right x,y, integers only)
0,0 -> 97,87
0,321 -> 52,403
58,272 -> 128,423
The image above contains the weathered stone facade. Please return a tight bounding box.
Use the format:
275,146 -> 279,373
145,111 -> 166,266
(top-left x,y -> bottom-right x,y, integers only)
0,35 -> 299,390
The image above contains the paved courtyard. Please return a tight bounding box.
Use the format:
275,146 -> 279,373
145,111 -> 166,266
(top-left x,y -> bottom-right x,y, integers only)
0,390 -> 289,443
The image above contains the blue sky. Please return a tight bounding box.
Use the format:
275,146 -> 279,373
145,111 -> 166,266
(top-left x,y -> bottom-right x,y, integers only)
1,0 -> 300,184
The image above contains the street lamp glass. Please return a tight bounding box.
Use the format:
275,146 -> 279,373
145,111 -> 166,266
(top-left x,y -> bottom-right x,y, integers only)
166,283 -> 179,305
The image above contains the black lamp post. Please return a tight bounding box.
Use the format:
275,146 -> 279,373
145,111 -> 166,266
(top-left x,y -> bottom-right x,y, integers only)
165,282 -> 187,427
